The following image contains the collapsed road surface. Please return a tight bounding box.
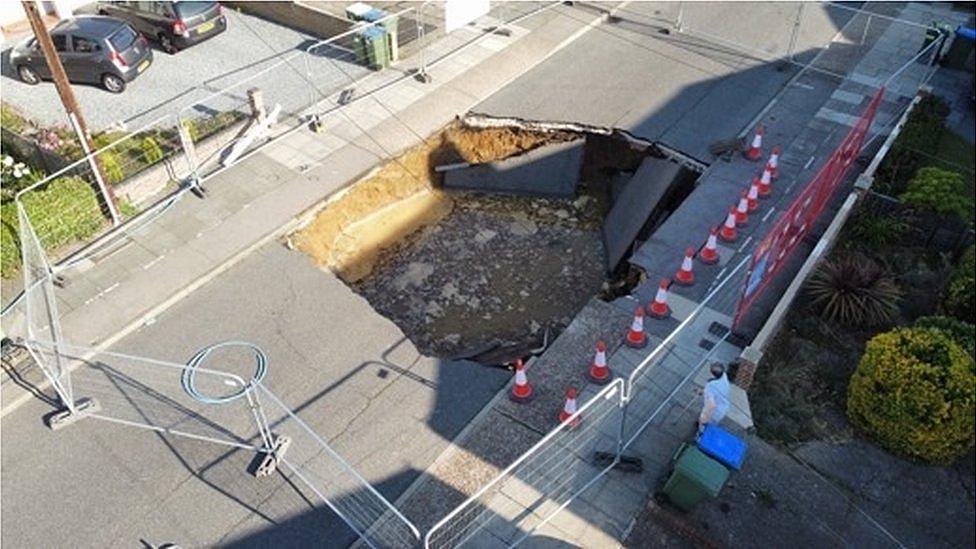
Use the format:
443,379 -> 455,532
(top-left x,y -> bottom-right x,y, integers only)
290,123 -> 690,361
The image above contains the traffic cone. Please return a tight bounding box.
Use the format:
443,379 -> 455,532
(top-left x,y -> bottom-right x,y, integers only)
588,341 -> 612,385
767,146 -> 781,179
675,247 -> 695,286
698,227 -> 720,265
558,387 -> 581,428
758,168 -> 773,198
647,279 -> 671,319
510,359 -> 533,403
745,126 -> 764,161
746,181 -> 759,212
625,307 -> 647,348
735,192 -> 749,226
720,207 -> 738,242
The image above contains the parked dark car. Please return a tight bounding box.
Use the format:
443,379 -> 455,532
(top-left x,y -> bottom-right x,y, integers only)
9,16 -> 153,93
97,1 -> 226,54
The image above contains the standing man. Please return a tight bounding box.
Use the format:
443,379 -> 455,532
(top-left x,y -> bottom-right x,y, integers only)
698,362 -> 731,432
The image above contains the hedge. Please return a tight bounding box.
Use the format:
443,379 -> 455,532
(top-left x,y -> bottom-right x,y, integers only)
0,176 -> 107,278
915,316 -> 976,359
944,246 -> 975,324
847,327 -> 976,464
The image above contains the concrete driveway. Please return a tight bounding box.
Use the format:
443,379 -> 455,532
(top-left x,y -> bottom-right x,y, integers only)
0,8 -> 322,131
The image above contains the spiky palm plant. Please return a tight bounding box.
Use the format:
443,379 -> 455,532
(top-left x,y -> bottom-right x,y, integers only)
807,254 -> 902,326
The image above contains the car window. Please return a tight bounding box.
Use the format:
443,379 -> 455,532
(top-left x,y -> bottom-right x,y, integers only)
155,2 -> 177,17
72,36 -> 100,53
51,34 -> 68,52
109,25 -> 138,51
174,1 -> 216,18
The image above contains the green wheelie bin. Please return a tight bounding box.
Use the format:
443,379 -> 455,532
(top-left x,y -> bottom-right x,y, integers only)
354,26 -> 391,70
659,443 -> 730,512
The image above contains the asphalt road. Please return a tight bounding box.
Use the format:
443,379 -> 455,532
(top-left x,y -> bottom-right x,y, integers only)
0,243 -> 509,547
0,8 -> 349,132
474,1 -> 855,161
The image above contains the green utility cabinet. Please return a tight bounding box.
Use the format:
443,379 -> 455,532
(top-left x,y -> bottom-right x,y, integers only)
660,444 -> 730,512
354,26 -> 391,70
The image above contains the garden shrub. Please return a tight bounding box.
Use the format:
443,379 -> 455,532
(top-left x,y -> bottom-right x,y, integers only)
140,136 -> 164,165
0,202 -> 21,279
915,315 -> 976,359
875,95 -> 950,196
99,151 -> 125,184
806,253 -> 901,326
899,167 -> 970,219
944,246 -> 975,324
182,119 -> 200,142
843,210 -> 908,251
0,177 -> 107,278
847,327 -> 976,464
1,102 -> 29,134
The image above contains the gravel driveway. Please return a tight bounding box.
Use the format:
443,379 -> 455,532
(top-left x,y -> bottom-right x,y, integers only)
0,8 -> 329,131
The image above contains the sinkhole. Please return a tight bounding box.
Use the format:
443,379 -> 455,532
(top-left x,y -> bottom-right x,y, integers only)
288,121 -> 699,363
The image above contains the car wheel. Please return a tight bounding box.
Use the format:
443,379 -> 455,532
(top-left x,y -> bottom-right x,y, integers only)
18,65 -> 40,85
102,74 -> 125,93
158,33 -> 177,54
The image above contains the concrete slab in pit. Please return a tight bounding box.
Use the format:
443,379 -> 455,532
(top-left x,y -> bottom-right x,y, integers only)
602,156 -> 683,272
443,139 -> 584,198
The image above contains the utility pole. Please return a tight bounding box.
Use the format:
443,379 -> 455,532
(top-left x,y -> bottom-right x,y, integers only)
21,1 -> 120,225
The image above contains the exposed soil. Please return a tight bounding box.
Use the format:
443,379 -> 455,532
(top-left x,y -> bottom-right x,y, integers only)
289,122 -> 622,359
290,123 -> 578,282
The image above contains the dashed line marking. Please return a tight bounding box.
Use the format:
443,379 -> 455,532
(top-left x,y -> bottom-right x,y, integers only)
142,255 -> 165,270
737,236 -> 753,253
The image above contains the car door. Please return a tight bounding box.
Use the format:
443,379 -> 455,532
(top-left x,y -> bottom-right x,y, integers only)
55,34 -> 87,82
66,35 -> 106,84
34,33 -> 71,80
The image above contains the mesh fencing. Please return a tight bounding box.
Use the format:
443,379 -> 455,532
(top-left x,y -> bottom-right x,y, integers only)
426,379 -> 625,549
14,115 -> 191,268
256,385 -> 422,549
32,340 -> 266,449
18,203 -> 72,406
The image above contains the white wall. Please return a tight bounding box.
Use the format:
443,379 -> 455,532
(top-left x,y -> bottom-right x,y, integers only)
444,0 -> 489,33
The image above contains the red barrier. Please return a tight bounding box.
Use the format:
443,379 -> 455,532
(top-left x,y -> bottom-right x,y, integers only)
733,88 -> 884,328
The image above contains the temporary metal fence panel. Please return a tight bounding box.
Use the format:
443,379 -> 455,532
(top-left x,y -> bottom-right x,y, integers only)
29,340 -> 268,450
18,203 -> 72,407
425,379 -> 625,549
14,115 -> 191,267
734,88 -> 883,327
255,384 -> 422,549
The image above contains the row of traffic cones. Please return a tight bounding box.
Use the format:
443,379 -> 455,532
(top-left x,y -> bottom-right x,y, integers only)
508,343 -> 604,429
510,128 -> 784,429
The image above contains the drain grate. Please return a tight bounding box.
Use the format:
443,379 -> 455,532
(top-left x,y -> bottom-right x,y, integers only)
708,321 -> 730,338
698,338 -> 715,351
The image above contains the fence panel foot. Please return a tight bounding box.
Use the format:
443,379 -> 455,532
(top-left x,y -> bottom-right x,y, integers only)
45,397 -> 100,431
254,433 -> 291,478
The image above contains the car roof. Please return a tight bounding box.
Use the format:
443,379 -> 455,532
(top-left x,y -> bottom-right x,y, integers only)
52,16 -> 128,38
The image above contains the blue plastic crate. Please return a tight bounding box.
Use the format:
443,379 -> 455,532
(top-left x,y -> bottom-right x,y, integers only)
697,424 -> 748,470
